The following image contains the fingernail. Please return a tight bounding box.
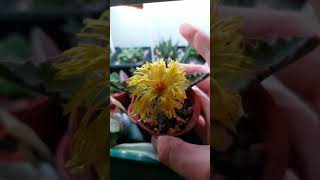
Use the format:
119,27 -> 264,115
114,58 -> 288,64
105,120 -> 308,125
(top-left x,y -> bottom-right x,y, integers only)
151,136 -> 158,151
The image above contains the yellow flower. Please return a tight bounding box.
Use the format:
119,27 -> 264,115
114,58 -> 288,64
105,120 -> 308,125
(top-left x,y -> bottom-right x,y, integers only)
128,59 -> 189,120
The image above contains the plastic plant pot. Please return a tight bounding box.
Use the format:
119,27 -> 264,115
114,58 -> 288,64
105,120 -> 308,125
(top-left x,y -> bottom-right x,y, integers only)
127,88 -> 200,137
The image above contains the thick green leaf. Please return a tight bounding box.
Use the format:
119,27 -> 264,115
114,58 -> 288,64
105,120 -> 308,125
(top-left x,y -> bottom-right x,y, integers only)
0,59 -> 88,99
178,45 -> 192,63
110,72 -> 120,93
110,81 -> 131,93
185,73 -> 210,90
110,72 -> 120,81
116,48 -> 145,65
154,39 -> 179,60
0,77 -> 35,98
0,61 -> 46,94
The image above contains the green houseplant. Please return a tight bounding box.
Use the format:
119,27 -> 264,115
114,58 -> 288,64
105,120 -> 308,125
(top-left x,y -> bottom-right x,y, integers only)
179,44 -> 204,64
154,39 -> 179,60
110,71 -> 130,108
115,48 -> 145,65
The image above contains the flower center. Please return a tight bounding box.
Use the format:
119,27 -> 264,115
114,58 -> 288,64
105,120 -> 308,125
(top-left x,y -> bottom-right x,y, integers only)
154,81 -> 166,95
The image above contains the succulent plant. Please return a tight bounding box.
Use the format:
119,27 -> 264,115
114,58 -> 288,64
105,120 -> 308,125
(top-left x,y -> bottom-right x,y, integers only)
154,39 -> 179,60
116,48 -> 145,65
179,45 -> 202,64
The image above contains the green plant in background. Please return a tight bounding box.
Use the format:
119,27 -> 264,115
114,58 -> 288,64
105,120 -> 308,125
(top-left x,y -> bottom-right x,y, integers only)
110,72 -> 120,93
154,39 -> 179,60
0,35 -> 35,99
186,45 -> 198,58
116,48 -> 145,65
179,45 -> 202,64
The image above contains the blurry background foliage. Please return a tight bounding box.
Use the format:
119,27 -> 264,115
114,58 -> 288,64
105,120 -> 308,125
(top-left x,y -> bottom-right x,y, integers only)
116,48 -> 145,65
0,34 -> 31,60
154,38 -> 179,60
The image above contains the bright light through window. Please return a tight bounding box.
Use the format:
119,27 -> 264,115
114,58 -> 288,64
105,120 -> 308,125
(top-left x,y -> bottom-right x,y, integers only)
110,0 -> 210,48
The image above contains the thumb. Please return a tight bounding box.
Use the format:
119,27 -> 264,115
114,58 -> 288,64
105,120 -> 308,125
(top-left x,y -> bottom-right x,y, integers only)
152,136 -> 210,180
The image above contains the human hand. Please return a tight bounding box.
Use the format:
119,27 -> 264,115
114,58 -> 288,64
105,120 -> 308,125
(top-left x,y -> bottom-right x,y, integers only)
218,5 -> 320,180
151,23 -> 210,180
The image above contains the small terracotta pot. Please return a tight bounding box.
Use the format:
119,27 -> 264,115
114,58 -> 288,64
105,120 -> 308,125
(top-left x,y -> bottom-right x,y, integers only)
127,89 -> 200,137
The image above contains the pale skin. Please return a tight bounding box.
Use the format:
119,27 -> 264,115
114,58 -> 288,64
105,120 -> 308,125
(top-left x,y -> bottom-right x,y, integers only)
152,3 -> 320,180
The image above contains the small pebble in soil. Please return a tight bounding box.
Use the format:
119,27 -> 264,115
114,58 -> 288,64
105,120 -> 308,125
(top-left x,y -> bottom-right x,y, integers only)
176,116 -> 188,130
176,116 -> 187,125
168,128 -> 176,134
186,107 -> 193,115
177,100 -> 193,118
174,124 -> 181,132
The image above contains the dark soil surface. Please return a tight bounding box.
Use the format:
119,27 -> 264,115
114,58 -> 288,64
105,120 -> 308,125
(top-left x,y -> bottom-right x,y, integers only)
142,97 -> 193,135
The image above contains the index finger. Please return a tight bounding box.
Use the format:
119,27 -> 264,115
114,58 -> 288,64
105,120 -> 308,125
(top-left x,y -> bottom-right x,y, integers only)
179,23 -> 210,65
